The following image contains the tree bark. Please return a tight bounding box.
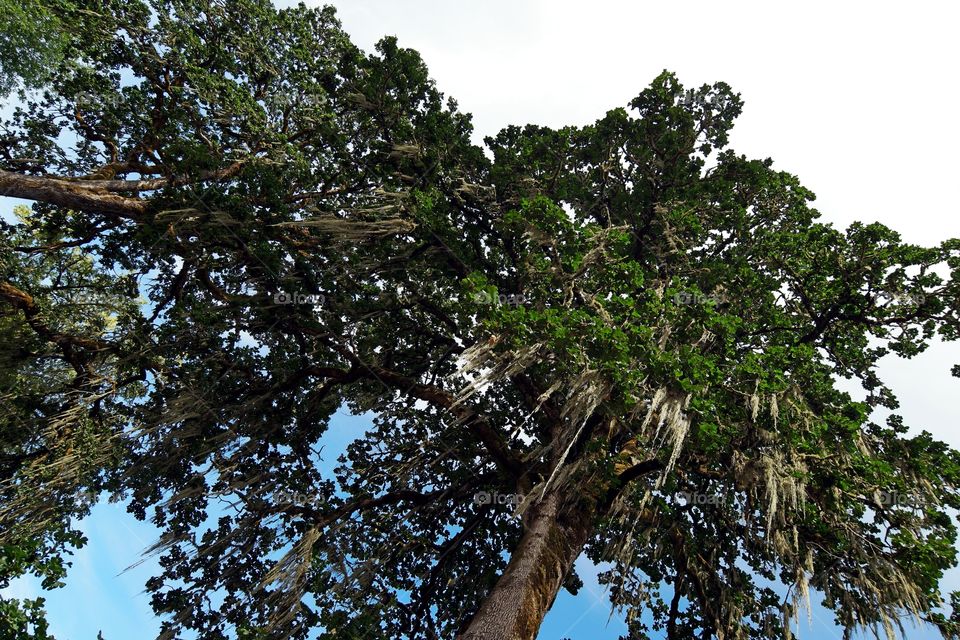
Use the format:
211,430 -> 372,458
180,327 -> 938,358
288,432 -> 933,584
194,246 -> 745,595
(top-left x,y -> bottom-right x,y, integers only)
457,491 -> 593,640
0,169 -> 146,218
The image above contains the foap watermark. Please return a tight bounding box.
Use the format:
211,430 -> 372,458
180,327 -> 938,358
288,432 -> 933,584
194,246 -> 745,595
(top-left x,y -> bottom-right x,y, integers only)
876,292 -> 925,306
678,89 -> 734,111
73,90 -> 124,111
876,490 -> 920,509
74,489 -> 98,507
674,292 -> 725,306
474,491 -> 525,508
269,92 -> 328,110
273,291 -> 325,306
64,292 -> 103,306
678,491 -> 723,506
472,291 -> 528,307
274,490 -> 326,508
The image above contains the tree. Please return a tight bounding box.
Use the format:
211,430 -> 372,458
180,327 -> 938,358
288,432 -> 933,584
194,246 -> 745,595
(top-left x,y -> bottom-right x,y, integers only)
0,0 -> 70,97
2,2 -> 960,640
0,205 -> 139,639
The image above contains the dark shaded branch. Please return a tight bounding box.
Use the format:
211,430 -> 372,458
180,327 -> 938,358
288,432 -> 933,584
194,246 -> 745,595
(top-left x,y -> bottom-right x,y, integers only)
367,363 -> 527,480
667,574 -> 686,640
0,281 -> 112,375
603,458 -> 666,508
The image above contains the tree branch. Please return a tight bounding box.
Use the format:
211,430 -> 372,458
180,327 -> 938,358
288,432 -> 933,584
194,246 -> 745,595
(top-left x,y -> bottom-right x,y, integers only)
0,169 -> 147,218
367,363 -> 527,480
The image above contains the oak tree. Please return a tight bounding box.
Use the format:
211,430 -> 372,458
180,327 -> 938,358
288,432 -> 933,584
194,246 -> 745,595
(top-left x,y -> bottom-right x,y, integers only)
2,2 -> 960,640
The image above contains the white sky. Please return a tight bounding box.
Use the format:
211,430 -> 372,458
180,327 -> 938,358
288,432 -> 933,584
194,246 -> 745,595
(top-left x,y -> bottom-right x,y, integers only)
315,0 -> 960,451
319,0 -> 960,242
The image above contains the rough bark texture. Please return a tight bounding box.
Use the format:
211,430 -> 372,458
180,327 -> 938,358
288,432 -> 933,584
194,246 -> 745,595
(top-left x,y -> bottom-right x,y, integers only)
0,169 -> 146,218
457,491 -> 593,640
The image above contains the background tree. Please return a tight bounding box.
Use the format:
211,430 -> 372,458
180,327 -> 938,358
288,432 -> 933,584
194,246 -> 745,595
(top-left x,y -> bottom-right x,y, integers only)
0,205 -> 140,639
0,0 -> 70,97
2,2 -> 960,640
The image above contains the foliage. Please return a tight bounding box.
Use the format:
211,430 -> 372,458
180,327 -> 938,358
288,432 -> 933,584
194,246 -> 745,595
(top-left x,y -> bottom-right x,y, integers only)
0,596 -> 54,640
0,0 -> 70,96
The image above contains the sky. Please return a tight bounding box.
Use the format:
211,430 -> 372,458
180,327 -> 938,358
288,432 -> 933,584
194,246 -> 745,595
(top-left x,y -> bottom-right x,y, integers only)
4,1 -> 960,639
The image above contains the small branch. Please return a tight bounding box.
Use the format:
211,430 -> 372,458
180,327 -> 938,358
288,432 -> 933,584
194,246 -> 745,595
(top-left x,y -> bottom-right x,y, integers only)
603,458 -> 666,507
0,281 -> 112,375
367,363 -> 527,480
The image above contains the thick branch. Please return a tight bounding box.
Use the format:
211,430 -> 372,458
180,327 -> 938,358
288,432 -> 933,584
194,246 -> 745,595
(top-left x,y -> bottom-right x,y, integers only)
62,160 -> 247,192
0,169 -> 147,218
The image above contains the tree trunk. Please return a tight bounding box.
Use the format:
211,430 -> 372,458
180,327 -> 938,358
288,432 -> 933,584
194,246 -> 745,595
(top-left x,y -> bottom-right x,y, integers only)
457,491 -> 593,640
